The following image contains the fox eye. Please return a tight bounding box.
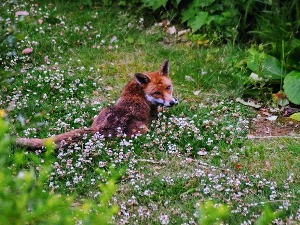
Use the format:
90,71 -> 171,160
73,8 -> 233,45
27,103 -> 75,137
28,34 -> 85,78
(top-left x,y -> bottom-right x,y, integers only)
154,91 -> 161,95
166,85 -> 171,90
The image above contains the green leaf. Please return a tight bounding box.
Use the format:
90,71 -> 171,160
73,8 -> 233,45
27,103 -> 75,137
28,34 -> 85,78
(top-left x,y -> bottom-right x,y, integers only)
199,200 -> 229,225
247,54 -> 285,80
188,11 -> 209,33
125,37 -> 134,44
198,0 -> 216,7
290,112 -> 300,121
181,5 -> 197,23
255,205 -> 278,225
141,0 -> 168,10
263,55 -> 285,79
181,0 -> 202,23
283,70 -> 300,105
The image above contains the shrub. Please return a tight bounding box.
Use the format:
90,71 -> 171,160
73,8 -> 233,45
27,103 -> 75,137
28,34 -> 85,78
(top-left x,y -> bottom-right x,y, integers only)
0,110 -> 119,225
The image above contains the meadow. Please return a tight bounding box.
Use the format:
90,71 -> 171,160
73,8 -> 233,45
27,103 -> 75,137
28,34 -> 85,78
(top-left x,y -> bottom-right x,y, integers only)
1,1 -> 300,224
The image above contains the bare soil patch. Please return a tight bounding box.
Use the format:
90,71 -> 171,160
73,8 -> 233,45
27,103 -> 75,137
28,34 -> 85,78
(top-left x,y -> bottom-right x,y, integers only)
249,108 -> 300,138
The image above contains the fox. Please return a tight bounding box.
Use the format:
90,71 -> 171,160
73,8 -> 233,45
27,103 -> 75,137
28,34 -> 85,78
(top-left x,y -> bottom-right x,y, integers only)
16,59 -> 177,150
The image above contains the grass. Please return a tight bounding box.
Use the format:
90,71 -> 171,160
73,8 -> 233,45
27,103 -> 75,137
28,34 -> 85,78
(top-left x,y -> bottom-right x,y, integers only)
1,0 -> 300,224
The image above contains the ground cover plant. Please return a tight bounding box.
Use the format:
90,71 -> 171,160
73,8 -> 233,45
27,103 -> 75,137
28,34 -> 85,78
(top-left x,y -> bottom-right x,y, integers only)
1,0 -> 300,224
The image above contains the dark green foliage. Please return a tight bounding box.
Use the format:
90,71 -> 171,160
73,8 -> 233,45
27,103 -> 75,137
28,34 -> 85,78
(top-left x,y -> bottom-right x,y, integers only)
250,0 -> 300,57
240,0 -> 300,105
88,0 -> 299,44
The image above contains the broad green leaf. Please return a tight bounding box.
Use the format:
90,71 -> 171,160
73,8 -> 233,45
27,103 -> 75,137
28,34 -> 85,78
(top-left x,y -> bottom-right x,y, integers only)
141,0 -> 168,10
290,112 -> 300,121
283,70 -> 300,105
181,0 -> 202,23
247,54 -> 285,80
188,11 -> 209,33
263,55 -> 285,79
209,15 -> 224,25
181,6 -> 197,22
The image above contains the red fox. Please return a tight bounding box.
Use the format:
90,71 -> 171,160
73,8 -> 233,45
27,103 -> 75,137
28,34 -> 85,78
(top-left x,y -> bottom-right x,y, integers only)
16,59 -> 177,149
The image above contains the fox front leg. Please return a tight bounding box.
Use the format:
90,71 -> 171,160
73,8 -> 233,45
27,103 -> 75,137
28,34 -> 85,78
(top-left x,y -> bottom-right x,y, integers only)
126,120 -> 150,137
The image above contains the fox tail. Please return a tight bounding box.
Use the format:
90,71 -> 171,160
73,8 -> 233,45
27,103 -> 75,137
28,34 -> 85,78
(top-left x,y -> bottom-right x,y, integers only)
16,128 -> 95,150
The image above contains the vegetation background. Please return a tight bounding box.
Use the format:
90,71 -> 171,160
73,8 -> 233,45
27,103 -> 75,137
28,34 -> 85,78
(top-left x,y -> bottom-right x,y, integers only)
1,0 -> 300,224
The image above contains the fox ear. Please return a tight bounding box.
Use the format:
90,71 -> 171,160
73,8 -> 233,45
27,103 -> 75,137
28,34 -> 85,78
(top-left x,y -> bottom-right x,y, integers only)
135,73 -> 151,84
159,59 -> 169,76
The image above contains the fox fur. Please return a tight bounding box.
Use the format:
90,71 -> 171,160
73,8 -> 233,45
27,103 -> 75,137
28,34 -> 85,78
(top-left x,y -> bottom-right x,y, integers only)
16,60 -> 177,150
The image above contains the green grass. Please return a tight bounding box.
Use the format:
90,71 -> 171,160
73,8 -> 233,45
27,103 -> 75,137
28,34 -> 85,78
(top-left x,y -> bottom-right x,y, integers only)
1,0 -> 300,224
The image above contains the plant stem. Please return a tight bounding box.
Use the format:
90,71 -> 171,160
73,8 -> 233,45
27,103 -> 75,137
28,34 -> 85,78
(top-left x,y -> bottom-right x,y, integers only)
280,40 -> 285,90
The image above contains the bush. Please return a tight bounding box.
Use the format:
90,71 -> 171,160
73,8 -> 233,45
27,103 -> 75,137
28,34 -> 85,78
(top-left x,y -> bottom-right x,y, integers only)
0,110 -> 119,225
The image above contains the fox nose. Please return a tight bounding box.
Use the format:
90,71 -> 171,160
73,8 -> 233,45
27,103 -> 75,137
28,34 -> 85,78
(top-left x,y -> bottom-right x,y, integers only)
169,98 -> 178,107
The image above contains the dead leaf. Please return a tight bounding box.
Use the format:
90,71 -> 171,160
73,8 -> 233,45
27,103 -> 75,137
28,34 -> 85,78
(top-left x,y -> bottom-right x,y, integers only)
161,19 -> 170,27
185,75 -> 195,82
16,11 -> 29,16
22,48 -> 33,54
110,36 -> 117,43
236,97 -> 261,109
193,90 -> 200,96
250,72 -> 263,81
247,134 -> 256,139
186,158 -> 193,163
44,55 -> 50,64
261,111 -> 272,116
178,29 -> 190,37
266,116 -> 278,121
232,113 -> 239,117
197,149 -> 207,156
235,164 -> 242,170
167,26 -> 176,35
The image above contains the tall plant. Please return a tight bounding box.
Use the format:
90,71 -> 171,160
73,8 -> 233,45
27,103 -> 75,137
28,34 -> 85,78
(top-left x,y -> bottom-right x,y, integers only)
250,0 -> 300,63
245,0 -> 300,106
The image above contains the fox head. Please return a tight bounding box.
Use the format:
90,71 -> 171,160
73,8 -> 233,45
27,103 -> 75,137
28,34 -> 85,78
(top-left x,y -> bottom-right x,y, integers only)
135,59 -> 177,107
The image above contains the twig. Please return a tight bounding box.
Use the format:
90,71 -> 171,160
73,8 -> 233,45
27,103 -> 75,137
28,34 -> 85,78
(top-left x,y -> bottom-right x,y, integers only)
259,199 -> 300,204
244,135 -> 300,139
137,159 -> 167,165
